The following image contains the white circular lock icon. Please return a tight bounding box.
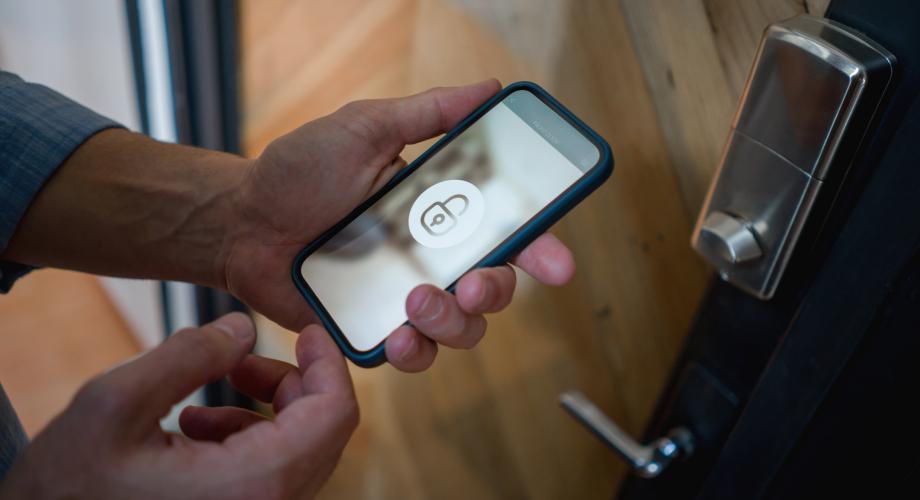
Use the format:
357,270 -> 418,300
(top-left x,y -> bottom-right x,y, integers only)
408,179 -> 485,249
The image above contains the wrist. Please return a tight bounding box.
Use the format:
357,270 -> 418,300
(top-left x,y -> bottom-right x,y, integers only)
1,128 -> 256,288
92,131 -> 255,289
182,154 -> 253,291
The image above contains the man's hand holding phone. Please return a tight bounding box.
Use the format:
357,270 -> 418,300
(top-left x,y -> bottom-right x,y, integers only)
223,80 -> 576,371
0,77 -> 589,498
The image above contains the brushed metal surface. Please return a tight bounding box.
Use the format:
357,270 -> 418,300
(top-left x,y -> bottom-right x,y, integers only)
692,15 -> 894,299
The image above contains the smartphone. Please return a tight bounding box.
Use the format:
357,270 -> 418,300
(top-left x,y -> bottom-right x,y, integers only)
292,82 -> 613,366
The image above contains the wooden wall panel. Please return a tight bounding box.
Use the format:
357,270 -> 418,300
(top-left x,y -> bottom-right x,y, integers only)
619,0 -> 739,216
242,0 -> 418,156
620,0 -> 830,215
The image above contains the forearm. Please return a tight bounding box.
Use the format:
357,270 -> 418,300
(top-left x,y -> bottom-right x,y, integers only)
1,129 -> 250,288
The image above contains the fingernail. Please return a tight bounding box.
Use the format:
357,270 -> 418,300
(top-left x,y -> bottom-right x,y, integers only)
211,312 -> 255,342
398,334 -> 419,363
415,292 -> 443,322
477,274 -> 492,306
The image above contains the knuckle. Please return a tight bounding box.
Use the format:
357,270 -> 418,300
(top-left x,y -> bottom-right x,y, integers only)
333,393 -> 360,434
338,99 -> 370,115
425,86 -> 445,97
73,376 -> 128,416
338,99 -> 383,124
338,105 -> 392,153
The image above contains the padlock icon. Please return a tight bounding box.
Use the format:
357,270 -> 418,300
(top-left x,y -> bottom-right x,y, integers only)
420,194 -> 469,236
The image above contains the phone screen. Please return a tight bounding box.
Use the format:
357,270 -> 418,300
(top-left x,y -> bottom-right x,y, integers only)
299,89 -> 602,352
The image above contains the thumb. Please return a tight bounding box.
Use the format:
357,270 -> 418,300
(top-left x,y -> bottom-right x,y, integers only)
78,312 -> 256,435
332,79 -> 501,157
381,79 -> 501,145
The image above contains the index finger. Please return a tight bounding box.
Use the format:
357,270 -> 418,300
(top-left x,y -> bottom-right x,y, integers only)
292,324 -> 356,398
79,313 -> 256,436
226,325 -> 358,461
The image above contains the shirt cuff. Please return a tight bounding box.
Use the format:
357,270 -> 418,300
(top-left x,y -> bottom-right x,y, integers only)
0,263 -> 34,294
0,71 -> 123,292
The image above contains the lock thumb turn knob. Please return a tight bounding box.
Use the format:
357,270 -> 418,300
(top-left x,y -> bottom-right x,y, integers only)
698,212 -> 762,264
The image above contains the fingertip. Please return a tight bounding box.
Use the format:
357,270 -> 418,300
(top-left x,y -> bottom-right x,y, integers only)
456,266 -> 516,314
460,79 -> 502,108
178,404 -> 199,424
179,406 -> 267,442
210,312 -> 256,345
272,370 -> 306,413
299,323 -> 328,338
456,271 -> 487,312
178,405 -> 206,436
406,284 -> 441,319
544,246 -> 576,286
389,327 -> 420,362
515,233 -> 577,286
472,78 -> 501,93
406,285 -> 429,316
295,324 -> 338,366
227,354 -> 299,404
386,327 -> 437,373
295,324 -> 353,396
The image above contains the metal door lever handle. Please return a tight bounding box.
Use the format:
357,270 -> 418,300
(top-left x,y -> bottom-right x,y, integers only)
559,390 -> 694,478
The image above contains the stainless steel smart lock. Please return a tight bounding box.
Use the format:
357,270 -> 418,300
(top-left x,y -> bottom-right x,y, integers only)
692,15 -> 895,299
561,14 -> 898,481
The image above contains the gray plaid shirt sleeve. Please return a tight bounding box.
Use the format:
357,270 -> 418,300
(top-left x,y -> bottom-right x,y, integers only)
0,70 -> 123,480
0,384 -> 26,483
0,70 -> 122,292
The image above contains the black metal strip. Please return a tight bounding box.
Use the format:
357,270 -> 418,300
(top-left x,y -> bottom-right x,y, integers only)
162,0 -> 251,409
162,0 -> 192,144
123,0 -> 150,136
215,0 -> 241,155
159,282 -> 174,335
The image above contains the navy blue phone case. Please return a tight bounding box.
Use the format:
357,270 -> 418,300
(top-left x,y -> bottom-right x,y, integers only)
292,81 -> 614,367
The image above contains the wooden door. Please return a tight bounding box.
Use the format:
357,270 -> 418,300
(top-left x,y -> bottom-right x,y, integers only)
239,1 -> 827,497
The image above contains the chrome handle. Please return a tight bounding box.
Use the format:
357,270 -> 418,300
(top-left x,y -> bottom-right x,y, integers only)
559,390 -> 694,478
